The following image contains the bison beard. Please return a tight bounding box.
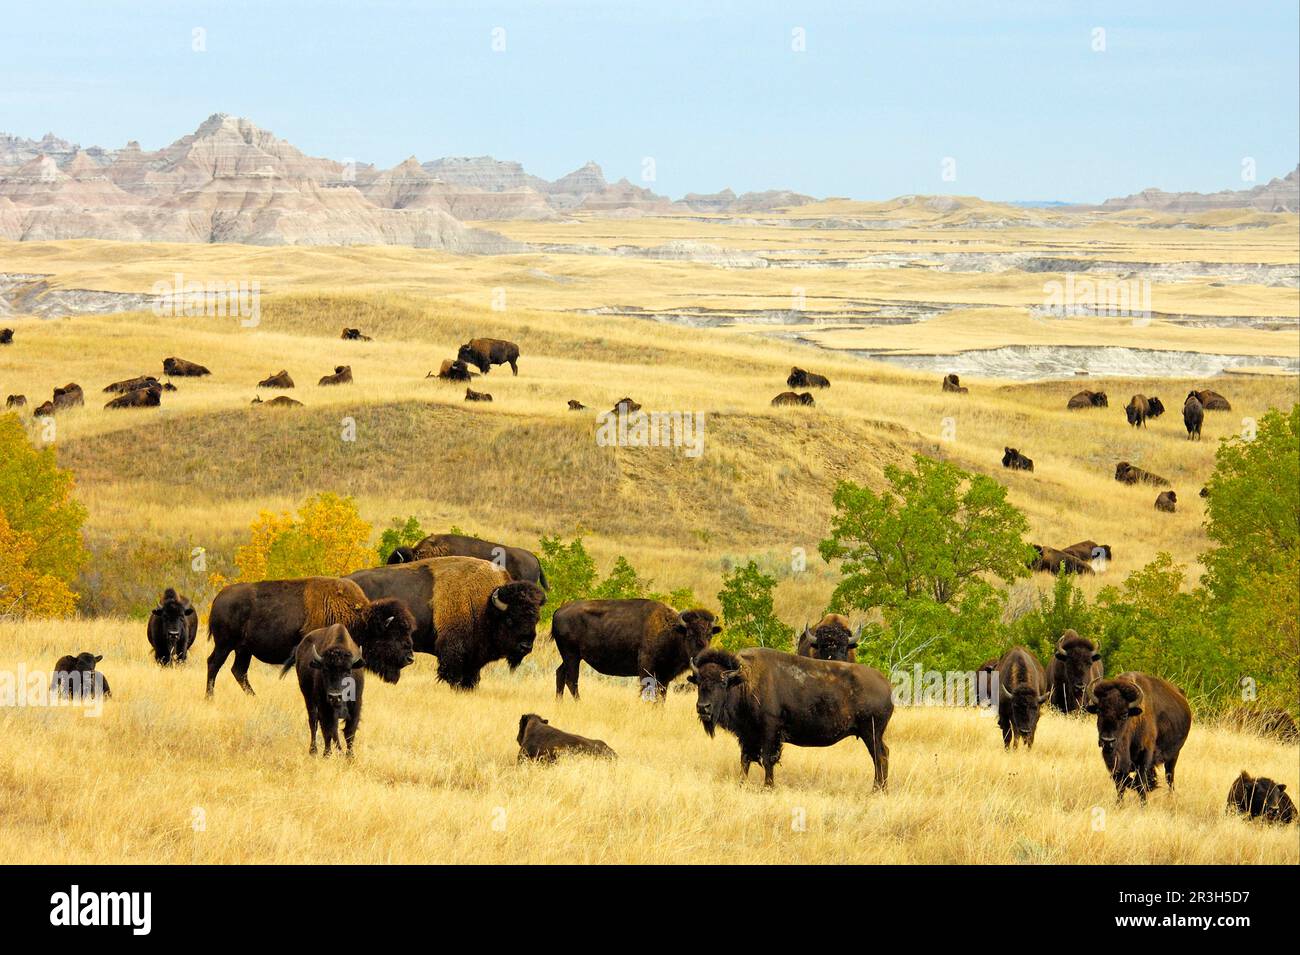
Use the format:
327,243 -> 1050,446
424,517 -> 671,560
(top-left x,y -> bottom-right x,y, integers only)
357,598 -> 418,684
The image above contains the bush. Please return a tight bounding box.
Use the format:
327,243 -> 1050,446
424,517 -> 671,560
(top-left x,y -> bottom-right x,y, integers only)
537,535 -> 597,625
716,560 -> 793,652
376,515 -> 425,564
221,492 -> 373,585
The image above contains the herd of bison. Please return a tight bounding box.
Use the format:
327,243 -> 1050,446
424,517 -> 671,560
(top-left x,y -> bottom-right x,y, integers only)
6,324 -> 1293,826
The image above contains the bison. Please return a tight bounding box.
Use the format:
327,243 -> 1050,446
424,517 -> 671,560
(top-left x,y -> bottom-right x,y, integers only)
1061,540 -> 1112,566
430,359 -> 474,382
103,375 -> 162,394
1002,447 -> 1034,472
1227,771 -> 1296,824
257,370 -> 294,389
318,365 -> 352,386
795,613 -> 860,662
147,587 -> 198,666
1223,706 -> 1299,743
1115,462 -> 1170,487
1154,490 -> 1177,513
340,327 -> 372,341
771,390 -> 815,407
1125,394 -> 1153,427
406,533 -> 548,590
346,556 -> 545,690
995,646 -> 1049,749
1046,630 -> 1103,713
52,384 -> 84,411
1085,673 -> 1192,803
205,577 -> 416,697
1191,389 -> 1230,411
1183,393 -> 1204,440
104,384 -> 162,409
787,367 -> 830,389
551,599 -> 719,700
1029,544 -> 1094,575
1067,390 -> 1108,409
567,399 -> 587,411
5,394 -> 26,409
252,395 -> 303,408
282,623 -> 365,757
611,396 -> 642,415
465,387 -> 492,402
0,327 -> 12,345
517,714 -> 617,763
50,652 -> 110,701
942,373 -> 968,394
34,401 -> 54,416
975,658 -> 1000,708
688,646 -> 893,789
458,338 -> 520,375
163,356 -> 210,377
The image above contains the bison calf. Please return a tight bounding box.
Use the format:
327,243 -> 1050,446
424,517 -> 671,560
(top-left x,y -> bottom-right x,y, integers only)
465,387 -> 492,402
282,624 -> 365,757
516,714 -> 616,763
1154,490 -> 1177,512
1227,771 -> 1296,824
1086,673 -> 1191,803
50,652 -> 111,701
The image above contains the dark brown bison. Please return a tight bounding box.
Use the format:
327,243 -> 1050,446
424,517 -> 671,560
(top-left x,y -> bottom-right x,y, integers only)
346,556 -> 546,689
551,599 -> 719,700
1200,485 -> 1209,498
458,337 -> 520,375
0,328 -> 12,345
34,401 -> 55,416
1029,544 -> 1094,575
49,652 -> 110,701
429,359 -> 474,382
688,646 -> 893,789
385,546 -> 417,564
465,387 -> 492,402
407,533 -> 548,590
1183,393 -> 1204,440
1061,540 -> 1113,565
787,367 -> 830,389
1085,673 -> 1192,803
1147,396 -> 1166,418
318,365 -> 352,386
104,384 -> 162,409
147,587 -> 198,666
517,714 -> 617,763
252,395 -> 303,407
942,373 -> 968,394
795,613 -> 859,662
611,396 -> 642,415
163,356 -> 210,377
1046,630 -> 1103,713
1067,390 -> 1108,409
1227,771 -> 1296,824
340,327 -> 372,341
567,399 -> 587,411
771,391 -> 815,406
1191,389 -> 1230,411
52,384 -> 84,411
258,370 -> 294,389
281,623 -> 365,757
5,394 -> 26,409
995,646 -> 1048,748
1154,490 -> 1177,513
103,375 -> 162,394
205,577 -> 416,697
1002,447 -> 1034,471
1115,461 -> 1170,487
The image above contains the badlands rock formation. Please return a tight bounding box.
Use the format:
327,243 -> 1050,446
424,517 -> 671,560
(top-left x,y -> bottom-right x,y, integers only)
1094,166 -> 1299,214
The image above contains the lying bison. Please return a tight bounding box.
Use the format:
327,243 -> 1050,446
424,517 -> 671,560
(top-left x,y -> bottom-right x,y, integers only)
258,370 -> 294,389
465,387 -> 492,402
405,533 -> 548,589
50,652 -> 111,701
430,359 -> 474,382
206,577 -> 416,697
1227,771 -> 1295,824
771,391 -> 815,406
252,395 -> 303,408
340,327 -> 372,341
458,337 -> 520,375
1086,673 -> 1191,803
1046,630 -> 1103,713
1190,388 -> 1230,411
1154,490 -> 1177,513
1224,705 -> 1299,743
1061,540 -> 1112,565
346,556 -> 545,689
104,375 -> 163,394
282,623 -> 366,757
1183,393 -> 1204,440
52,384 -> 84,411
567,399 -> 587,411
551,599 -> 719,700
1067,389 -> 1108,409
1029,545 -> 1094,575
611,396 -> 642,415
1002,447 -> 1034,472
517,714 -> 616,763
147,587 -> 198,666
318,365 -> 352,386
1115,461 -> 1170,487
104,384 -> 162,409
796,613 -> 860,662
995,646 -> 1048,749
689,647 -> 893,789
0,328 -> 12,345
787,367 -> 830,389
163,356 -> 210,377
942,373 -> 968,394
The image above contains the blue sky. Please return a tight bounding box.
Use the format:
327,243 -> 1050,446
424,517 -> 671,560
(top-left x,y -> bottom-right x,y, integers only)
2,0 -> 1296,202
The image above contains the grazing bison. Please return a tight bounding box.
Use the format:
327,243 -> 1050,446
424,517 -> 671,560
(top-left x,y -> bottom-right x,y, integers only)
1046,630 -> 1103,713
516,714 -> 616,763
1061,540 -> 1112,565
5,394 -> 26,409
430,359 -> 474,382
104,384 -> 162,409
1125,394 -> 1156,427
205,577 -> 416,697
787,367 -> 830,389
1002,447 -> 1034,472
942,373 -> 968,394
0,327 -> 12,345
318,365 -> 352,386
281,623 -> 366,757
1067,390 -> 1108,409
49,652 -> 110,701
340,327 -> 372,341
995,646 -> 1049,749
1227,772 -> 1296,824
51,384 -> 84,411
1183,393 -> 1204,440
795,613 -> 860,662
103,375 -> 162,394
771,391 -> 815,407
458,338 -> 520,375
611,396 -> 642,415
567,399 -> 587,411
252,395 -> 303,408
163,356 -> 210,377
258,370 -> 294,389
346,556 -> 546,689
465,387 -> 492,402
407,533 -> 548,590
1154,490 -> 1177,513
1114,461 -> 1170,487
147,587 -> 198,666
688,646 -> 893,789
1085,673 -> 1192,803
551,600 -> 719,700
1190,389 -> 1230,411
1029,544 -> 1094,576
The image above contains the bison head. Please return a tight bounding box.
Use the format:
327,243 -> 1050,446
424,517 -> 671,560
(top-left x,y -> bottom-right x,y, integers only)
150,588 -> 194,665
517,713 -> 547,745
457,343 -> 488,373
75,652 -> 103,671
807,619 -> 860,662
386,546 -> 417,565
1001,679 -> 1049,741
1093,391 -> 1109,407
687,648 -> 744,737
1002,448 -> 1017,467
1053,630 -> 1102,707
675,609 -> 721,658
1085,678 -> 1143,762
356,598 -> 417,684
1147,397 -> 1165,417
309,641 -> 365,722
487,581 -> 546,669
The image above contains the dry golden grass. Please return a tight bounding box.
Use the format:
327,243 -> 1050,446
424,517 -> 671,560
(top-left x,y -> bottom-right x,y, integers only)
0,618 -> 1294,864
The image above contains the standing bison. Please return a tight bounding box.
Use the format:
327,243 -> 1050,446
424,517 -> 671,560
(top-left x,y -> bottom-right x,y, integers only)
1125,394 -> 1165,427
50,652 -> 111,701
147,587 -> 199,666
1046,630 -> 1103,713
205,577 -> 416,697
994,646 -> 1048,749
688,647 -> 893,789
796,613 -> 860,662
1085,673 -> 1192,803
1183,393 -> 1204,440
551,599 -> 719,700
405,533 -> 548,590
282,623 -> 365,757
1029,544 -> 1094,575
347,556 -> 545,689
458,338 -> 520,375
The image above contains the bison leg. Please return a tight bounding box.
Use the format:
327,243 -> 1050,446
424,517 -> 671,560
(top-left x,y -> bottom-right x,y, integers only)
307,708 -> 319,755
343,707 -> 360,759
508,358 -> 518,375
321,717 -> 339,757
863,719 -> 890,791
555,655 -> 580,699
759,737 -> 782,788
999,718 -> 1013,749
231,648 -> 256,695
1164,753 -> 1179,792
205,643 -> 235,698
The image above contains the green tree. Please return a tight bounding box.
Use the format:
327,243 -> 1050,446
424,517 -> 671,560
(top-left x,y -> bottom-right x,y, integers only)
537,534 -> 597,624
376,515 -> 425,563
1006,571 -> 1096,660
716,560 -> 793,652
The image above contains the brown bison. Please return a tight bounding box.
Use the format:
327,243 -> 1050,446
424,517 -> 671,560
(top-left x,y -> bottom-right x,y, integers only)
5,394 -> 26,409
567,399 -> 587,411
346,556 -> 546,689
688,646 -> 893,789
34,401 -> 54,416
551,599 -> 719,700
1046,630 -> 1103,713
771,391 -> 815,406
281,623 -> 366,757
258,370 -> 294,389
787,367 -> 830,389
458,338 -> 520,375
1085,673 -> 1192,803
252,395 -> 303,407
104,384 -> 162,409
517,714 -> 617,763
1125,394 -> 1154,427
795,613 -> 860,662
1061,540 -> 1112,565
103,375 -> 162,394
942,373 -> 968,394
50,652 -> 111,701
1190,389 -> 1230,411
51,383 -> 84,411
163,356 -> 210,377
205,577 -> 416,697
1002,447 -> 1034,472
1227,771 -> 1295,824
340,327 -> 372,341
611,396 -> 642,415
1223,706 -> 1299,743
1183,393 -> 1203,440
995,646 -> 1049,748
1154,490 -> 1177,513
404,533 -> 548,590
465,387 -> 492,402
430,359 -> 474,382
147,587 -> 198,666
318,365 -> 352,386
1029,544 -> 1094,575
0,328 -> 12,345
1114,461 -> 1170,487
1067,390 -> 1108,409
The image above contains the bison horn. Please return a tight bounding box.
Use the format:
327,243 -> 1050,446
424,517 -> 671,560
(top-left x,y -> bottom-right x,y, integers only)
310,644 -> 323,663
1000,679 -> 1013,699
689,656 -> 700,678
1084,677 -> 1102,704
490,588 -> 508,612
